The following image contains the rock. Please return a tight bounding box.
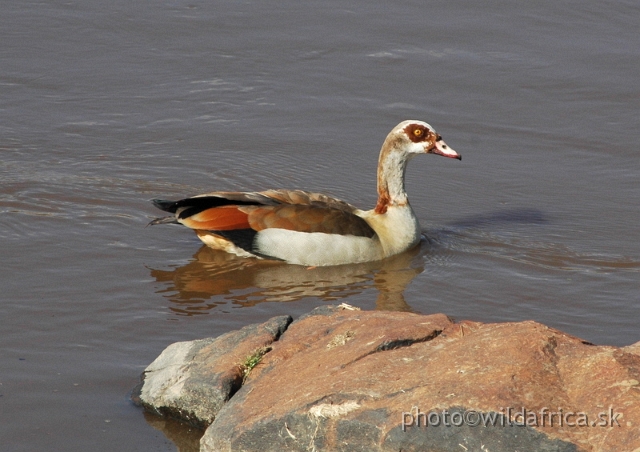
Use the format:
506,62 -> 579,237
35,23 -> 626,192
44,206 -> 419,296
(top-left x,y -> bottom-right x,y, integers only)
134,314 -> 291,428
136,307 -> 640,452
623,340 -> 640,356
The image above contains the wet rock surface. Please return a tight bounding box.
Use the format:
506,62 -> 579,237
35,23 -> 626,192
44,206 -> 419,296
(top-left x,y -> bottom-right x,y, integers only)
135,305 -> 640,451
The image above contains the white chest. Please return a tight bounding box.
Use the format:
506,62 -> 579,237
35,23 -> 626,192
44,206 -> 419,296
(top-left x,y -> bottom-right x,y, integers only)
358,205 -> 421,257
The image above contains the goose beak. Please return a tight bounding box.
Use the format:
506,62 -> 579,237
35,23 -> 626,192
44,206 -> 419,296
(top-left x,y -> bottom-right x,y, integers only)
430,138 -> 461,160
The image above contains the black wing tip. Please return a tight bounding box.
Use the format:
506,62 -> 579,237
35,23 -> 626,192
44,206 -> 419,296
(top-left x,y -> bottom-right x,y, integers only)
152,199 -> 178,213
152,196 -> 266,217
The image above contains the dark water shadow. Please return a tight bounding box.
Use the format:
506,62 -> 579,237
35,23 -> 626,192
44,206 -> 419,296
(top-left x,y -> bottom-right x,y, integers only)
446,208 -> 549,230
439,208 -> 640,272
149,244 -> 424,315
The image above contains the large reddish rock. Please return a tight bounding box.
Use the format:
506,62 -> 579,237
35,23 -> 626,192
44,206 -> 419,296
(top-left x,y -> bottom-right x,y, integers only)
136,306 -> 640,451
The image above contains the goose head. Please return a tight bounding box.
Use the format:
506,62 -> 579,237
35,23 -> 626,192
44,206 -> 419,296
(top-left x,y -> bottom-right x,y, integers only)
375,120 -> 460,214
386,120 -> 460,159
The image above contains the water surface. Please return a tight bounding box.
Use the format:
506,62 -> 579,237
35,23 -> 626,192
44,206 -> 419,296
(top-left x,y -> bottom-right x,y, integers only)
1,1 -> 639,450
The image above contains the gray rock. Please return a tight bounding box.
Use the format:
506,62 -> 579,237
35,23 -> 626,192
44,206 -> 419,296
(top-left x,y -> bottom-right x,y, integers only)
134,314 -> 291,428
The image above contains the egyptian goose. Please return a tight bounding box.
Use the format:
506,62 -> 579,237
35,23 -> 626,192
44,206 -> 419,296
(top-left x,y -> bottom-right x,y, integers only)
150,120 -> 460,266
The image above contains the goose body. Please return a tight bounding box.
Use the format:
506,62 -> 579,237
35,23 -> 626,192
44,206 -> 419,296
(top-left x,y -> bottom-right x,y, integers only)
150,120 -> 460,266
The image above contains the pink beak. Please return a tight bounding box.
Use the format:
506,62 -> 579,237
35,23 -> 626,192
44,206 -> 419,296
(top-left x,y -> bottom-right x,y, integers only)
430,138 -> 461,160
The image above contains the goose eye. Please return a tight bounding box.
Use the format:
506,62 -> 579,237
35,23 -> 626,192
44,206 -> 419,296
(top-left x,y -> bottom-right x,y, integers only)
413,128 -> 424,138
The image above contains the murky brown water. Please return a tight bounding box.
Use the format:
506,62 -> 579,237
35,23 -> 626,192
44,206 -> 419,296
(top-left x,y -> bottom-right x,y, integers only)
2,1 -> 639,450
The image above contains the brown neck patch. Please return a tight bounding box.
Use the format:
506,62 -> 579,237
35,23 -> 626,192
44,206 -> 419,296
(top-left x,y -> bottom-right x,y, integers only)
374,193 -> 390,214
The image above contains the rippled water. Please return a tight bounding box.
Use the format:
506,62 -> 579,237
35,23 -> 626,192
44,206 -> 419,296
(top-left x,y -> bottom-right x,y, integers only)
2,1 -> 639,450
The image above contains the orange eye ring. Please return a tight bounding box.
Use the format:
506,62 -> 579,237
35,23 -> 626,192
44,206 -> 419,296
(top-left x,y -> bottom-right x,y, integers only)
413,128 -> 424,137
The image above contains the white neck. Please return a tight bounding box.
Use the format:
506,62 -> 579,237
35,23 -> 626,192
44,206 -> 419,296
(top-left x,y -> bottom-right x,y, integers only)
375,137 -> 414,214
358,138 -> 421,257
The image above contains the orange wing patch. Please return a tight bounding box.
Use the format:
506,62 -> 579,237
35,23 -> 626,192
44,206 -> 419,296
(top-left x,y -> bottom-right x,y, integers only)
180,205 -> 251,231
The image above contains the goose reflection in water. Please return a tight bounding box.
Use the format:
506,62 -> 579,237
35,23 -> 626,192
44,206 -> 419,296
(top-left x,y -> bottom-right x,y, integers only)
148,242 -> 425,315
